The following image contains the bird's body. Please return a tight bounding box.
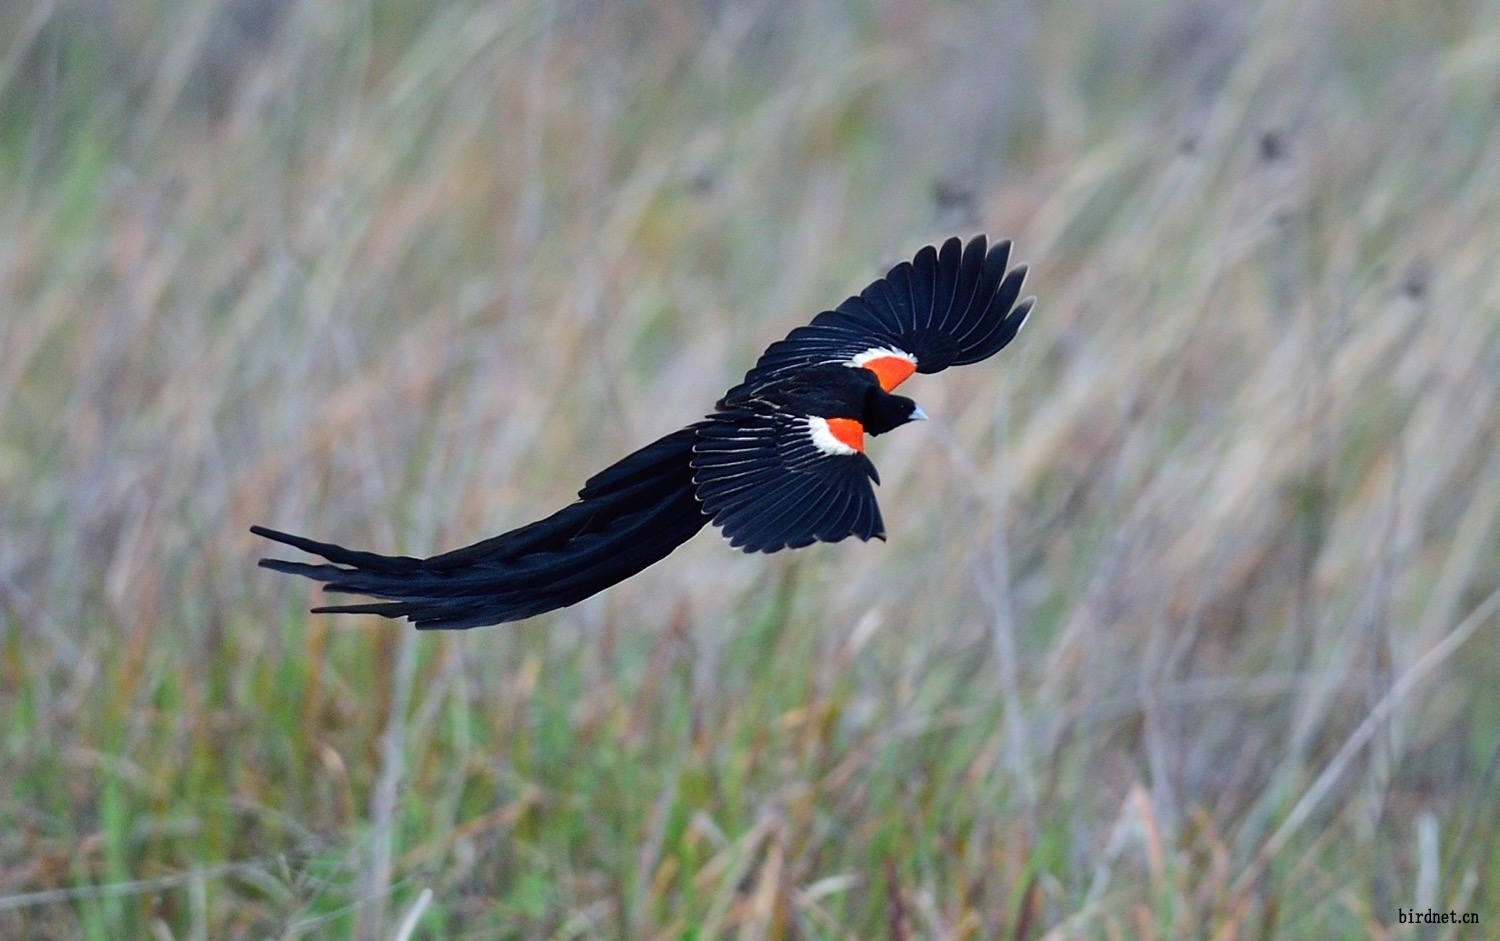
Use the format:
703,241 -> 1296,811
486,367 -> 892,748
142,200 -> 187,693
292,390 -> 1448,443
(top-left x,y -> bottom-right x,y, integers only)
255,235 -> 1034,629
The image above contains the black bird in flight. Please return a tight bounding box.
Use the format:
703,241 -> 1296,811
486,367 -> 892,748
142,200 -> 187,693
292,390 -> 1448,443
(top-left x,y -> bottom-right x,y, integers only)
254,235 -> 1033,629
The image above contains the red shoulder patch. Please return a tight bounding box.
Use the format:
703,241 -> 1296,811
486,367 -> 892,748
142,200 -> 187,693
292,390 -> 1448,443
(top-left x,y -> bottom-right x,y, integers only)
858,354 -> 917,392
824,417 -> 865,453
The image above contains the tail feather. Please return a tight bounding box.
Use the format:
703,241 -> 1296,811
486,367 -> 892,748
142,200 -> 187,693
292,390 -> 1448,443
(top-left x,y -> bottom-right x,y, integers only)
255,426 -> 710,629
251,526 -> 425,573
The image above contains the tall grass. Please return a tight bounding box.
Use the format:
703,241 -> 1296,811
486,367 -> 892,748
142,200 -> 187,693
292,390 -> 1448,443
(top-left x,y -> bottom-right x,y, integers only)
3,0 -> 1498,937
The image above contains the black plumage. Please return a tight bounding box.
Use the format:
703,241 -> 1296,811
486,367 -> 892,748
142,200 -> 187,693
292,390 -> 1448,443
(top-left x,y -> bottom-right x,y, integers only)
255,235 -> 1033,629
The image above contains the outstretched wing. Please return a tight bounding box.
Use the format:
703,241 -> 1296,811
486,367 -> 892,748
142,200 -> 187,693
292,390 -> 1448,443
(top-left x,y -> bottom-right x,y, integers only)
721,235 -> 1033,404
691,403 -> 884,553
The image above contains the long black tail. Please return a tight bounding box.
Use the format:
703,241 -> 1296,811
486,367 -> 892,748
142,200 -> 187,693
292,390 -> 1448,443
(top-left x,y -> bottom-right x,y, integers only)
254,426 -> 710,629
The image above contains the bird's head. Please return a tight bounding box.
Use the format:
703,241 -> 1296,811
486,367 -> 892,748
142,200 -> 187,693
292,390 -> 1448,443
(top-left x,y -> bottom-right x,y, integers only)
864,389 -> 927,436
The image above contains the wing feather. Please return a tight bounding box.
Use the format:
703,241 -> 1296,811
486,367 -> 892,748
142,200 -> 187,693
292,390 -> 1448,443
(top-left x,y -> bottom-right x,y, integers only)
691,407 -> 883,553
732,480 -> 823,551
720,235 -> 1032,401
929,237 -> 961,332
810,484 -> 856,543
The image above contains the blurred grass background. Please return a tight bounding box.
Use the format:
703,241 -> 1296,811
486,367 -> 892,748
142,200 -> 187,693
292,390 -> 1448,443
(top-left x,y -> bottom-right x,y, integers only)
3,0 -> 1499,937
